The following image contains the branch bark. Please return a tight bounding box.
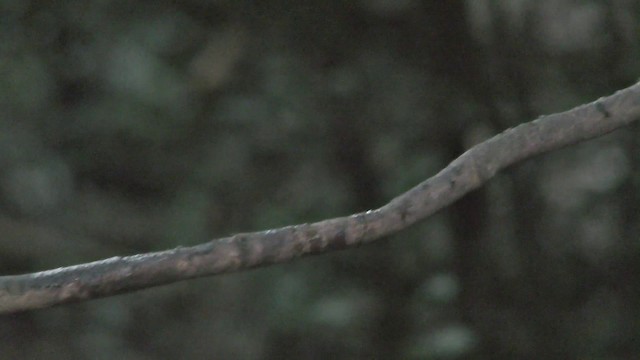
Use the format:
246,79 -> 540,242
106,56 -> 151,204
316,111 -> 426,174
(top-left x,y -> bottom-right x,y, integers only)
2,82 -> 640,314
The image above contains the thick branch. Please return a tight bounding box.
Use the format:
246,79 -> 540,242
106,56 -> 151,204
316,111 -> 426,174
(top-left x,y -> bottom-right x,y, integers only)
2,82 -> 640,314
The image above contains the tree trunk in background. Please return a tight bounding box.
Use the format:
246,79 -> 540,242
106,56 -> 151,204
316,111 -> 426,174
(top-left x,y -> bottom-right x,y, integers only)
328,101 -> 417,358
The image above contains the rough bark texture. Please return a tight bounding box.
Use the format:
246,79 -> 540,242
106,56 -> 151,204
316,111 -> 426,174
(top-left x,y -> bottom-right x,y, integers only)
1,82 -> 639,314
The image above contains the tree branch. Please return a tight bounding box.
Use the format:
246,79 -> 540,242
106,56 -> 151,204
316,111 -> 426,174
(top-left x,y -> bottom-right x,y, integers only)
2,82 -> 640,314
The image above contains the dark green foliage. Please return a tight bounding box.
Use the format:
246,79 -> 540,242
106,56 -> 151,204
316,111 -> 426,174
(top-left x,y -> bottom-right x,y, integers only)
1,0 -> 639,358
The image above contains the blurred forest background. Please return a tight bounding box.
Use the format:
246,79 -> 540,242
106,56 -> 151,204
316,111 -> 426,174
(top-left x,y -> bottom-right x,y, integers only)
2,0 -> 640,359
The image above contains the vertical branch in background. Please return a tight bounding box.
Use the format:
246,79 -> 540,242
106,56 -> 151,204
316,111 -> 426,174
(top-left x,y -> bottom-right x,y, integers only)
327,93 -> 415,359
421,0 -> 503,357
605,1 -> 640,346
601,1 -> 636,90
489,2 -> 570,357
616,127 -> 640,345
